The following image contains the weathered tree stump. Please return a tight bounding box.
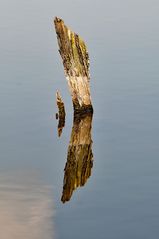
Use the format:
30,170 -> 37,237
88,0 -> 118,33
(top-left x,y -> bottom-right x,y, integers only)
61,112 -> 93,203
54,17 -> 93,115
56,91 -> 65,137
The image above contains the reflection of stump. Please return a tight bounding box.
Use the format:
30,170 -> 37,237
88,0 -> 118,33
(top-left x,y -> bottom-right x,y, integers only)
61,113 -> 93,203
54,17 -> 93,114
56,91 -> 65,137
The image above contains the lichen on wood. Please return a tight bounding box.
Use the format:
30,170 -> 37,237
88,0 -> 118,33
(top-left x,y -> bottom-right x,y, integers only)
54,17 -> 93,114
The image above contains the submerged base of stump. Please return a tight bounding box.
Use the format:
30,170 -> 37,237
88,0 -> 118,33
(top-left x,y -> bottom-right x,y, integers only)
73,103 -> 93,117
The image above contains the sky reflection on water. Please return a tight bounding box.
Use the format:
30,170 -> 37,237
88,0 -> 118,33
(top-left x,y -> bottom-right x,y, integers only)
0,171 -> 55,239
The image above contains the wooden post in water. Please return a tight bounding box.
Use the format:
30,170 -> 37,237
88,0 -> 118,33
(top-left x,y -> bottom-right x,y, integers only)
54,17 -> 93,115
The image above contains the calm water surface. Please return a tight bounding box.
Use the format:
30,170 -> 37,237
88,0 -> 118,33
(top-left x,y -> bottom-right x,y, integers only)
0,0 -> 159,238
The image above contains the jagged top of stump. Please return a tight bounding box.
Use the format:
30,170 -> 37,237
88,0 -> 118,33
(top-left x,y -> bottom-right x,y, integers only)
54,17 -> 90,79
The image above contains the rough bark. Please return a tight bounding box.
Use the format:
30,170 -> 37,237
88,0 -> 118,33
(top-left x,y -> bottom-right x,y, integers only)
61,112 -> 93,203
56,91 -> 65,137
54,17 -> 93,114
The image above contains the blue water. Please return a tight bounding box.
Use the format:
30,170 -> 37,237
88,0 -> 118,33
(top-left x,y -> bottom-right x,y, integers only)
0,0 -> 159,238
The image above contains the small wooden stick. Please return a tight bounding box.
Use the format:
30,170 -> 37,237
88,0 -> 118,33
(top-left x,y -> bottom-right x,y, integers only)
56,91 -> 66,137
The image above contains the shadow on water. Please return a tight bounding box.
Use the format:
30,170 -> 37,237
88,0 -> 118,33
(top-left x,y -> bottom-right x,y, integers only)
61,113 -> 94,203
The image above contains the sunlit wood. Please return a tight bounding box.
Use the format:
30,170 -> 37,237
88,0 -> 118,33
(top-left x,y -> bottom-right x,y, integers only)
54,17 -> 93,114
